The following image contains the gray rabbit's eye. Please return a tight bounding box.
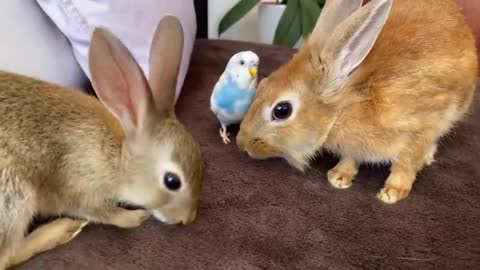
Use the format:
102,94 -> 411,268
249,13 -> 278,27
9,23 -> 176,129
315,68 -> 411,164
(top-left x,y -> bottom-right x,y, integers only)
272,101 -> 292,121
164,172 -> 181,191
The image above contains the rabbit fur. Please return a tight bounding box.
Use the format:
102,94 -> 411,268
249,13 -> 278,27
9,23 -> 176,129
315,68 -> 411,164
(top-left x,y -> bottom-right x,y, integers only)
0,16 -> 204,269
237,0 -> 478,204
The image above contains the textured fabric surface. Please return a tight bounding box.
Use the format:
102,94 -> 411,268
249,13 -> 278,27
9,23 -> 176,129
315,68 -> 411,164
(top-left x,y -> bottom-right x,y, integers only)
16,40 -> 480,270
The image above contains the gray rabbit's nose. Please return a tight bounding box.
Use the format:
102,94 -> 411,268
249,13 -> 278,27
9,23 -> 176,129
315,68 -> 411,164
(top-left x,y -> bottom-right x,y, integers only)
179,208 -> 197,225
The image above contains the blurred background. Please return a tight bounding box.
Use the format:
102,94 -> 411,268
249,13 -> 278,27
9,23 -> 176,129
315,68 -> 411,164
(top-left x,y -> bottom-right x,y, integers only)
198,0 -> 480,51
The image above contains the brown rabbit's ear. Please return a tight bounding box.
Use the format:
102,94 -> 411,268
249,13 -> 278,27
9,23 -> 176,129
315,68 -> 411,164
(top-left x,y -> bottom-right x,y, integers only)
309,0 -> 363,53
89,27 -> 154,135
319,0 -> 392,97
148,16 -> 184,115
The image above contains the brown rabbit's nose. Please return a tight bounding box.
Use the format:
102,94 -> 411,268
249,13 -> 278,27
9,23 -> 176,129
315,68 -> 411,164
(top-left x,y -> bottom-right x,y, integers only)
236,130 -> 247,151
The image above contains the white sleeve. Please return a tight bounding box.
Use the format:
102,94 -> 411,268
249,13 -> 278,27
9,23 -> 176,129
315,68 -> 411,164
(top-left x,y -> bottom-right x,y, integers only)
0,0 -> 87,90
35,0 -> 197,103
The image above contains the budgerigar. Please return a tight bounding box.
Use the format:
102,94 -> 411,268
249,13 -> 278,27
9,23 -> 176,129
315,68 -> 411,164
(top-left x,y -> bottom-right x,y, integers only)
210,51 -> 259,144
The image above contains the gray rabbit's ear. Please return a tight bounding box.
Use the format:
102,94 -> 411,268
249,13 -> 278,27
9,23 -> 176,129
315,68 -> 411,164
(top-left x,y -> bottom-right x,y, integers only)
148,16 -> 184,115
89,27 -> 154,136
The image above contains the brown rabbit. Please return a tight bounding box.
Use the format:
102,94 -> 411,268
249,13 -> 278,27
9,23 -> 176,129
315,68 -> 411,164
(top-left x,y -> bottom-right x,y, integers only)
237,0 -> 478,204
0,16 -> 204,269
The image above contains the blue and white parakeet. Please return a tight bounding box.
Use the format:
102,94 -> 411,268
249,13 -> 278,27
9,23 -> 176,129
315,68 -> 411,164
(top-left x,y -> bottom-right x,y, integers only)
210,51 -> 259,144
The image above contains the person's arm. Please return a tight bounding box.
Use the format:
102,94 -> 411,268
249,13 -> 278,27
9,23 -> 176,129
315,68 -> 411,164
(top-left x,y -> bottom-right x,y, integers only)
456,0 -> 480,72
35,0 -> 197,102
0,1 -> 87,89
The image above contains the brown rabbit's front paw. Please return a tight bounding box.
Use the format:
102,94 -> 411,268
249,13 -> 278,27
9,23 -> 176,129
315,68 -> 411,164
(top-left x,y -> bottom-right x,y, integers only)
327,168 -> 355,189
424,144 -> 438,166
111,209 -> 151,228
377,186 -> 411,204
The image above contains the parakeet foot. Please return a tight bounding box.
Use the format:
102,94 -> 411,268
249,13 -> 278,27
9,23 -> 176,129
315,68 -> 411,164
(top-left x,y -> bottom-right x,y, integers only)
219,126 -> 231,144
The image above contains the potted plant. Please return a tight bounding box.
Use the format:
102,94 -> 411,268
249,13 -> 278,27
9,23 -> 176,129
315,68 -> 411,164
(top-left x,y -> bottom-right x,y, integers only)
218,0 -> 325,48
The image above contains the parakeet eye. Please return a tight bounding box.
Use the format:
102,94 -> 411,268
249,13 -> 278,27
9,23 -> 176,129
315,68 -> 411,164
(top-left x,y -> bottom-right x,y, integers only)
239,60 -> 245,65
272,101 -> 292,120
163,172 -> 181,191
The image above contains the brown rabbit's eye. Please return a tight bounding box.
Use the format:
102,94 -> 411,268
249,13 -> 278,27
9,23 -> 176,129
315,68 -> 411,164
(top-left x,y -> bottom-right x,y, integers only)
272,101 -> 292,120
164,172 -> 181,191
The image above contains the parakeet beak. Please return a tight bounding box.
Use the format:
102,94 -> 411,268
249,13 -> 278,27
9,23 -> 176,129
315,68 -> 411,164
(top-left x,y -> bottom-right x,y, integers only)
249,67 -> 258,78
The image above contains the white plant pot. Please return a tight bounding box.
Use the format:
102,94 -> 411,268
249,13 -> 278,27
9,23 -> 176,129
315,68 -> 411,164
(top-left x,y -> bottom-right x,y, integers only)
257,3 -> 302,48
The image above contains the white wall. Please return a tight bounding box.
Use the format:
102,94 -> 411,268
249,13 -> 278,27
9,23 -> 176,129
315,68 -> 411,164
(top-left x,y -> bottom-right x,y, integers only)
207,1 -> 302,48
208,0 -> 259,42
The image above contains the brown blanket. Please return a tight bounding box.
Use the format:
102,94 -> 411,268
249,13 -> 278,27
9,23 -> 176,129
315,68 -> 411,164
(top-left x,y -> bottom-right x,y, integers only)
17,40 -> 480,270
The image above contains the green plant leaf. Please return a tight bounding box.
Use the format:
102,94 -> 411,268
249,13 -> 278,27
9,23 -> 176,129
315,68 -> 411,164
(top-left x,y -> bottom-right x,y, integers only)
273,0 -> 302,47
218,0 -> 260,36
300,0 -> 323,37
